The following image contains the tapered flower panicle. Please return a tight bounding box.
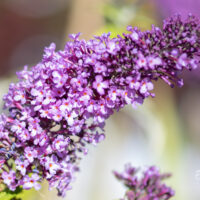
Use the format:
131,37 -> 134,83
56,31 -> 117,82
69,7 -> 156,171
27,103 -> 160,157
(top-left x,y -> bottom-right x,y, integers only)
0,14 -> 199,196
114,164 -> 175,200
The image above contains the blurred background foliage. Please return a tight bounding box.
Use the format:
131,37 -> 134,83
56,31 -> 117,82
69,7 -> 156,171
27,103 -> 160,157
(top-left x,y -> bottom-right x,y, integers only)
0,0 -> 200,199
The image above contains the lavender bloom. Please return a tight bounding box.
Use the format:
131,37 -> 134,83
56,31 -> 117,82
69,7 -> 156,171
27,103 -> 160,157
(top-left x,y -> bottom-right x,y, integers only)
114,164 -> 175,200
0,14 -> 199,197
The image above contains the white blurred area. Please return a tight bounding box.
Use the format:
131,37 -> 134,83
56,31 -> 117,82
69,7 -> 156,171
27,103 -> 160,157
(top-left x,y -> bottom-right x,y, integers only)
0,0 -> 200,199
66,104 -> 164,200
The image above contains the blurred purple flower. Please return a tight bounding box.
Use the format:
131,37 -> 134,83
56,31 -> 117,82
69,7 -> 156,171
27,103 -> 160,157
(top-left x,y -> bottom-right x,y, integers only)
114,164 -> 175,200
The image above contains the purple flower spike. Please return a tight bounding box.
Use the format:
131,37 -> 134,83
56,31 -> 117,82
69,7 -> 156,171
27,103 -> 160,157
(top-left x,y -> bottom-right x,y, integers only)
0,14 -> 199,197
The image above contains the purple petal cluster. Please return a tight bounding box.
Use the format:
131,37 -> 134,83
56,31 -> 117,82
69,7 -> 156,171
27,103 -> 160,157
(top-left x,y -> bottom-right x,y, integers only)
0,14 -> 199,196
114,164 -> 175,200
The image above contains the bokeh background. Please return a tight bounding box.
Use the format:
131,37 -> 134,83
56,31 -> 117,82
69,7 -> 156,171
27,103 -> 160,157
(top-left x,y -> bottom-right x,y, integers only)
0,0 -> 200,199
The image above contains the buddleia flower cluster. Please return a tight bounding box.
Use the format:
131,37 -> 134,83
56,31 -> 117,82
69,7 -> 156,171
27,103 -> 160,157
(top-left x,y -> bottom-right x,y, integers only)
0,14 -> 199,197
114,164 -> 175,200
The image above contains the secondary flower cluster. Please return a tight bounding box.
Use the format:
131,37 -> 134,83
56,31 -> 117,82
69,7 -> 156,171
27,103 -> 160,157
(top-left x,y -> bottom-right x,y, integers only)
114,164 -> 174,200
0,14 -> 199,197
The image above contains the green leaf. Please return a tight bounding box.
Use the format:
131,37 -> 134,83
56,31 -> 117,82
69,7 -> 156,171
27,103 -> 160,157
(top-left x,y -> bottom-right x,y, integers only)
0,191 -> 17,200
0,187 -> 23,200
